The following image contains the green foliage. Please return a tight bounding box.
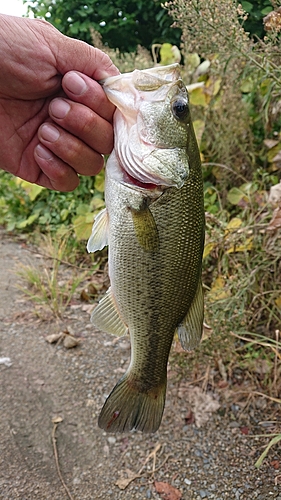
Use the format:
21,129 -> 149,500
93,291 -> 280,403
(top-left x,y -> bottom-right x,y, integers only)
203,171 -> 281,338
0,170 -> 104,242
241,0 -> 273,38
25,0 -> 182,53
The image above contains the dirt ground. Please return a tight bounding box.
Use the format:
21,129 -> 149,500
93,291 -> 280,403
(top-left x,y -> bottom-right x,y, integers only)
0,228 -> 281,500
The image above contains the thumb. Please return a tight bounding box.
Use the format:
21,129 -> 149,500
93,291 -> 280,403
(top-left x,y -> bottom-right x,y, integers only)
56,33 -> 120,81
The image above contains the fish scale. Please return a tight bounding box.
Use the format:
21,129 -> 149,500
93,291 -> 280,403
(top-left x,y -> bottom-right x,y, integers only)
87,64 -> 205,433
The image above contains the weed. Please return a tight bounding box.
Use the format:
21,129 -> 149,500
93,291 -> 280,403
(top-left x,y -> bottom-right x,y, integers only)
17,233 -> 87,318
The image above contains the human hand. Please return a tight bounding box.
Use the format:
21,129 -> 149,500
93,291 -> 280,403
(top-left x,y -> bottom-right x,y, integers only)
0,15 -> 119,191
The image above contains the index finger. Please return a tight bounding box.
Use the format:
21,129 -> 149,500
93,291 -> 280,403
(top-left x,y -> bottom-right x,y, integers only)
62,71 -> 116,122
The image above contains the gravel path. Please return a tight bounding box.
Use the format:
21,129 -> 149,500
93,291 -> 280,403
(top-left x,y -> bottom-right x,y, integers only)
0,229 -> 280,499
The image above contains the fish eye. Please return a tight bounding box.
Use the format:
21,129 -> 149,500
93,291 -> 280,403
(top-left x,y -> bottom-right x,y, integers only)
172,98 -> 189,121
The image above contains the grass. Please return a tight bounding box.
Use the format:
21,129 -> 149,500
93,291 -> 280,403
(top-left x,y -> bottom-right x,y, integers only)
17,233 -> 88,319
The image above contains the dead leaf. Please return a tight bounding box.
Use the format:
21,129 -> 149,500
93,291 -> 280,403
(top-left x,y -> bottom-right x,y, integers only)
80,289 -> 91,302
203,241 -> 215,259
45,333 -> 63,344
226,236 -> 253,254
178,385 -> 220,427
268,183 -> 281,206
264,139 -> 279,149
217,380 -> 228,388
46,329 -> 80,348
267,207 -> 281,231
81,304 -> 95,314
115,469 -> 141,490
208,276 -> 231,302
88,283 -> 100,295
184,410 -> 195,425
224,217 -> 242,234
154,481 -> 182,500
275,295 -> 281,309
80,283 -> 100,302
202,322 -> 213,341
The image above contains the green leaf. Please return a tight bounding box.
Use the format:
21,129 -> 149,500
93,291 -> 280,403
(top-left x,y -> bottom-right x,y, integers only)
185,53 -> 200,71
94,171 -> 105,193
159,43 -> 179,65
261,7 -> 273,15
193,119 -> 205,146
91,197 -> 105,211
16,212 -> 40,229
240,77 -> 255,93
17,180 -> 45,201
60,209 -> 70,221
72,213 -> 94,241
227,187 -> 248,205
76,203 -> 91,216
189,87 -> 208,107
241,1 -> 253,13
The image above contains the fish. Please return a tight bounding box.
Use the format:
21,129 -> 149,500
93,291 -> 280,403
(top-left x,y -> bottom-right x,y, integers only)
87,63 -> 205,433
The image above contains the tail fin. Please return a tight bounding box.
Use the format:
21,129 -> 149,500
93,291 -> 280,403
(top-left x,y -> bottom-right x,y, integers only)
98,373 -> 167,433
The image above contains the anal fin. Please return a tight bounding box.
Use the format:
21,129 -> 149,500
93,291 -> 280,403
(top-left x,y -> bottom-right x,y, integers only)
91,288 -> 128,337
177,281 -> 204,350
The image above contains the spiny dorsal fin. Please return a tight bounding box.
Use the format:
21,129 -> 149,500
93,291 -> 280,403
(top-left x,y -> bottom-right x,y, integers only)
91,288 -> 128,337
176,281 -> 204,351
87,208 -> 109,253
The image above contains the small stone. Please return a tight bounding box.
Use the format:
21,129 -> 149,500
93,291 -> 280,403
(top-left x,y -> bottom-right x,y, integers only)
107,436 -> 116,445
199,490 -> 210,498
228,421 -> 240,428
63,334 -> 80,349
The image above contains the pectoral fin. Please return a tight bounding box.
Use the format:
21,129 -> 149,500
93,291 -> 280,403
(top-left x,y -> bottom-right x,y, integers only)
91,288 -> 128,337
87,208 -> 109,253
131,207 -> 159,252
177,281 -> 204,350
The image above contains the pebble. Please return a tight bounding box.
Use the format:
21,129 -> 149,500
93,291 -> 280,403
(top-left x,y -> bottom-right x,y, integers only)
107,436 -> 116,445
228,421 -> 240,428
184,478 -> 192,485
199,489 -> 210,498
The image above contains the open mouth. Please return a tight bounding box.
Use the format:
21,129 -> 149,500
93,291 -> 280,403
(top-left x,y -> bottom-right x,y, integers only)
122,169 -> 159,190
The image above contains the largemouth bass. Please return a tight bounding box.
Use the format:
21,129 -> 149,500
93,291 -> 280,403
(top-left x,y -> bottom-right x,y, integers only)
87,64 -> 205,433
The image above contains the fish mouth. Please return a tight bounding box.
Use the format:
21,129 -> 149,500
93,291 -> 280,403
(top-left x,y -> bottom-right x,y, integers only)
99,63 -> 181,88
109,153 -> 166,194
121,167 -> 163,192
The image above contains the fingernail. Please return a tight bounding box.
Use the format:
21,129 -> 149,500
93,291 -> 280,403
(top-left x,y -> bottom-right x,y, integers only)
50,99 -> 71,119
40,124 -> 60,142
64,72 -> 87,95
35,144 -> 53,160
